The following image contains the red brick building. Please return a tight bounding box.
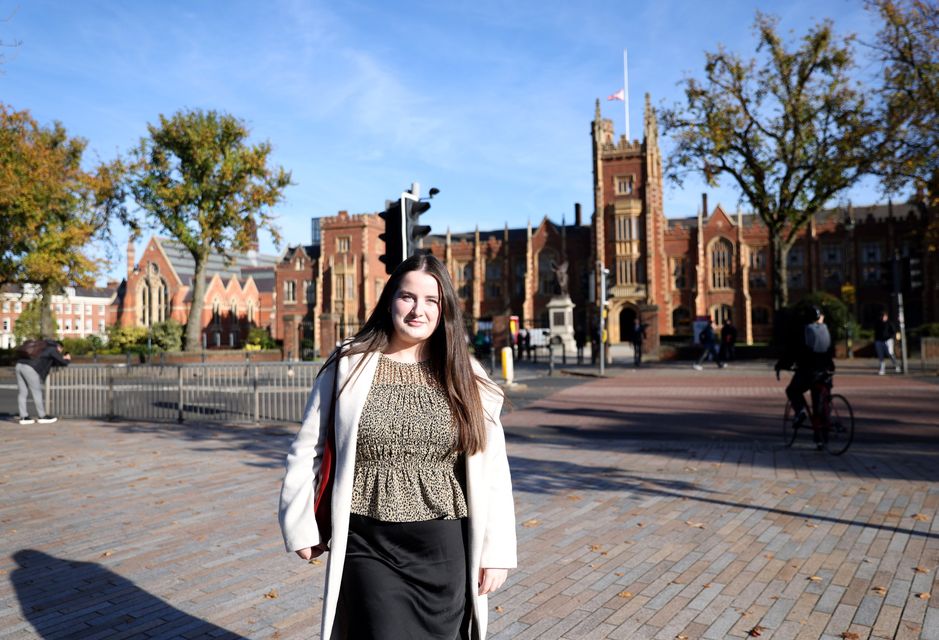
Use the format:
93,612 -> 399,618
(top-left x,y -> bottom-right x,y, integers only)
108,94 -> 937,359
113,236 -> 277,348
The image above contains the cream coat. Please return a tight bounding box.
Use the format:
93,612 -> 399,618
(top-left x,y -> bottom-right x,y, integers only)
279,350 -> 517,639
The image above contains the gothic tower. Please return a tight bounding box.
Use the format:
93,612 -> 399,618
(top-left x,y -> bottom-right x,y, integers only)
591,93 -> 666,350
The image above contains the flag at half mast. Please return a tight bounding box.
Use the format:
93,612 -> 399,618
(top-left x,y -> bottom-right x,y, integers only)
607,89 -> 625,101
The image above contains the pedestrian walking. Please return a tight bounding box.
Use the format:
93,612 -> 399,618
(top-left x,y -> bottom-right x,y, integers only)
873,311 -> 900,375
574,327 -> 585,365
516,327 -> 528,361
719,319 -> 738,362
15,339 -> 70,424
278,254 -> 517,640
631,317 -> 646,368
693,318 -> 724,370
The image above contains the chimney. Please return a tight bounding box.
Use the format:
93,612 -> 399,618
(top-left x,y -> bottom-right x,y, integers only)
575,203 -> 582,227
127,239 -> 136,274
702,193 -> 708,218
246,217 -> 259,252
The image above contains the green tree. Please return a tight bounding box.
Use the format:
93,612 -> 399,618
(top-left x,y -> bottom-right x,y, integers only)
150,319 -> 183,352
125,109 -> 290,351
660,14 -> 884,312
868,0 -> 938,211
12,297 -> 55,343
0,104 -> 123,337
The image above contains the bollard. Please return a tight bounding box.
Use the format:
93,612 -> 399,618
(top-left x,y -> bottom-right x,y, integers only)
562,343 -> 567,366
548,343 -> 554,376
501,347 -> 514,384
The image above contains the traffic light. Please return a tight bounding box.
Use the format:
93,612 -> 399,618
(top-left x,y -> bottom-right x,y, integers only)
909,255 -> 923,290
379,198 -> 405,275
404,197 -> 432,258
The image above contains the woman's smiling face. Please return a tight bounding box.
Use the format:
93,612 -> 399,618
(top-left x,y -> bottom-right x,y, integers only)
390,270 -> 442,349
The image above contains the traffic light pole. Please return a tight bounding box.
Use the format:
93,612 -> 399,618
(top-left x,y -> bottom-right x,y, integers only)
598,261 -> 609,377
898,292 -> 909,374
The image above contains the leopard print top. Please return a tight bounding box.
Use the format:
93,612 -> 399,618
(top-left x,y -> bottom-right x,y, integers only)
350,353 -> 468,522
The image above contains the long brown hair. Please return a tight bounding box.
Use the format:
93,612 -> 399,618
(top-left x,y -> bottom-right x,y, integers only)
319,254 -> 495,455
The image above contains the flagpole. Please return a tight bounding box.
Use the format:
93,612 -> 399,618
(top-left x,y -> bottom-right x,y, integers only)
623,49 -> 630,141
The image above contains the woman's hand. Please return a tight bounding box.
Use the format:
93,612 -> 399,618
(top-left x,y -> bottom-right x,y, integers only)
295,544 -> 328,560
478,568 -> 508,595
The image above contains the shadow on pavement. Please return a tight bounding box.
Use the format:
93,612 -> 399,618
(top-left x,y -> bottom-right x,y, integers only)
509,455 -> 939,541
11,549 -> 246,639
112,421 -> 296,469
508,455 -> 716,495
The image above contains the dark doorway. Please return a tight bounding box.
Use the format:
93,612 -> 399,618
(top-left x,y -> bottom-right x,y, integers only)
619,307 -> 637,342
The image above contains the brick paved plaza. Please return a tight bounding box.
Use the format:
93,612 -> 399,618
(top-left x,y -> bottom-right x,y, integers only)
1,361 -> 937,639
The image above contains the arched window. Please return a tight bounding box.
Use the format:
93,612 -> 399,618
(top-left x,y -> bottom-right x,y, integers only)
711,238 -> 734,289
672,307 -> 692,335
537,249 -> 558,295
710,304 -> 733,325
212,298 -> 221,325
247,299 -> 256,324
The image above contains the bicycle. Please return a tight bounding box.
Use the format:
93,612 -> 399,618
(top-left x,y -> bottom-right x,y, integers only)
782,375 -> 854,455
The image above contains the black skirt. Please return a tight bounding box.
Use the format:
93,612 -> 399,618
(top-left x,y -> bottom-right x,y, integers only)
335,514 -> 470,640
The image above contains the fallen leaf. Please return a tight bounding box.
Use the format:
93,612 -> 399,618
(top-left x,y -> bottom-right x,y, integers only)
521,519 -> 540,528
805,523 -> 818,528
808,576 -> 823,582
589,544 -> 603,552
913,566 -> 929,574
872,586 -> 887,596
840,633 -> 860,640
685,521 -> 706,529
911,513 -> 929,521
683,466 -> 697,472
264,589 -> 278,599
566,495 -> 582,501
618,591 -> 633,598
916,592 -> 930,600
615,572 -> 624,577
747,625 -> 765,637
495,606 -> 504,613
703,583 -> 712,588
636,522 -> 645,528
785,489 -> 795,494
308,558 -> 322,566
100,551 -> 113,558
676,635 -> 689,640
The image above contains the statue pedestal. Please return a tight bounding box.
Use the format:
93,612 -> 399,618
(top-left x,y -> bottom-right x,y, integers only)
546,296 -> 577,356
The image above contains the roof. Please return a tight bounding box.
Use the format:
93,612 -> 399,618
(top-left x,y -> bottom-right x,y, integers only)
665,202 -> 920,230
155,238 -> 279,284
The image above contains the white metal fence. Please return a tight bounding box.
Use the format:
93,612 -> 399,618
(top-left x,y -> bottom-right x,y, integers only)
46,362 -> 322,424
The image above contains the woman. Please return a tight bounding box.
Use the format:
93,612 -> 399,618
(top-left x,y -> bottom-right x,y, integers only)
279,254 -> 517,640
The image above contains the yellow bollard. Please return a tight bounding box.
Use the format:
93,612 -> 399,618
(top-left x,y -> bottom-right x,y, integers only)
501,346 -> 514,384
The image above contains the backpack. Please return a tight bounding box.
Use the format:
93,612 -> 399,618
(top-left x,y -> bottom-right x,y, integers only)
15,339 -> 47,360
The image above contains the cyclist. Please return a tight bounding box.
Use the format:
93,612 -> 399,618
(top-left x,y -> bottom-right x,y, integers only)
775,305 -> 835,448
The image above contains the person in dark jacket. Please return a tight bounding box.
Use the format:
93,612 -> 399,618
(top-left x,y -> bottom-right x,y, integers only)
15,340 -> 70,424
775,306 -> 835,448
630,318 -> 646,368
719,320 -> 738,362
693,318 -> 724,370
873,311 -> 900,375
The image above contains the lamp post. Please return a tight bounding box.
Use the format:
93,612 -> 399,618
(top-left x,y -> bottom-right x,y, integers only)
841,203 -> 856,359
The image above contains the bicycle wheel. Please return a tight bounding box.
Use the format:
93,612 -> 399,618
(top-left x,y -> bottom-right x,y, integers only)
782,400 -> 799,447
824,394 -> 854,455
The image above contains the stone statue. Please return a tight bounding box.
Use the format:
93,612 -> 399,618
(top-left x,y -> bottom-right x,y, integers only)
551,260 -> 569,296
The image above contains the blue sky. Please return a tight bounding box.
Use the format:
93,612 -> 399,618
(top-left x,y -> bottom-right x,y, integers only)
2,0 -> 887,284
